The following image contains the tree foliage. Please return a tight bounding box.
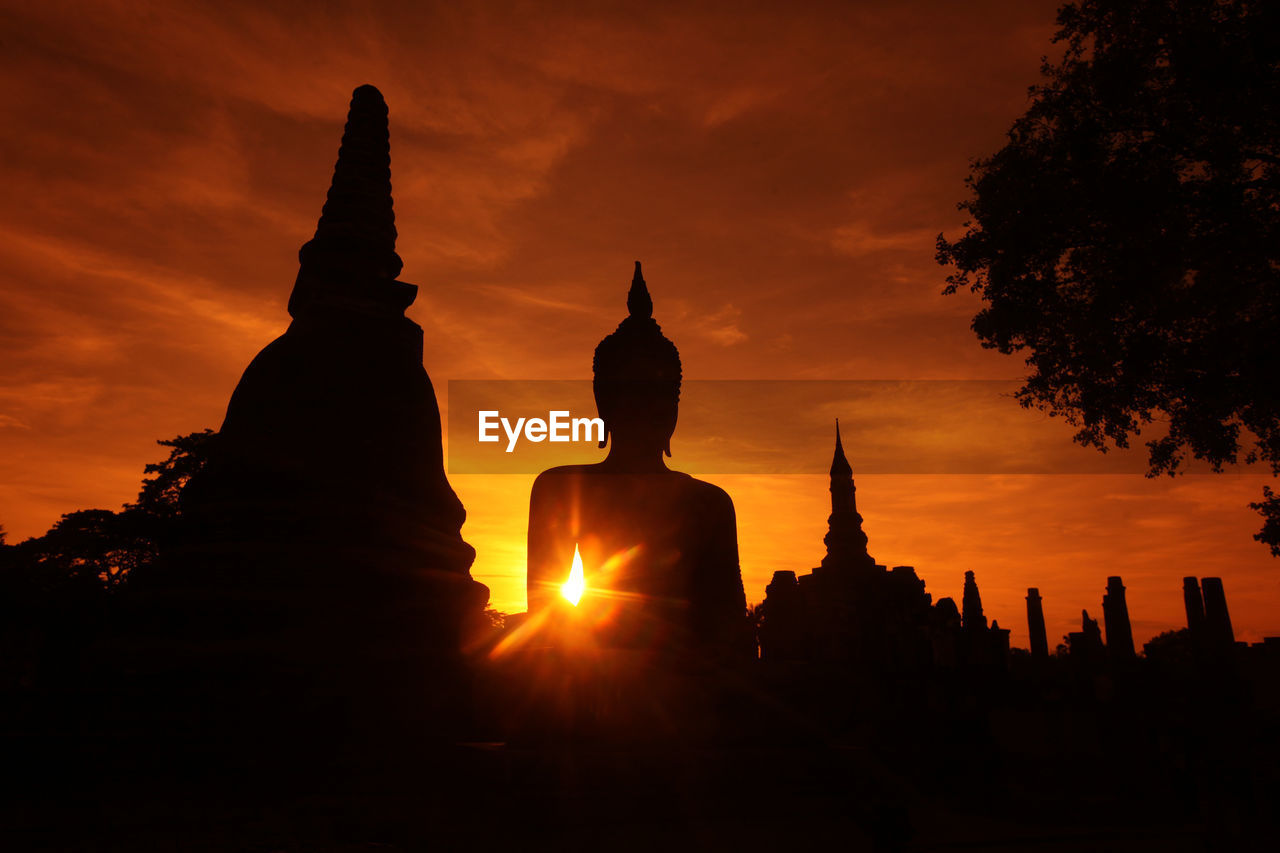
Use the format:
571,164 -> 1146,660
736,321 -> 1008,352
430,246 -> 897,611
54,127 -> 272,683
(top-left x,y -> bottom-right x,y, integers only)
10,509 -> 154,591
0,430 -> 216,597
129,429 -> 217,521
937,0 -> 1280,553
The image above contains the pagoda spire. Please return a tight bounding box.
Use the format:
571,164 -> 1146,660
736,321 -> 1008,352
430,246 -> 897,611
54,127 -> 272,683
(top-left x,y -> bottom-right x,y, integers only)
289,84 -> 415,319
820,419 -> 872,570
831,418 -> 853,479
829,419 -> 856,515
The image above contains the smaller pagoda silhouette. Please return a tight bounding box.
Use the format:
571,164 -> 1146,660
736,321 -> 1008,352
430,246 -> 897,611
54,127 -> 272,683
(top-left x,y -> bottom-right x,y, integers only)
759,422 -> 1008,672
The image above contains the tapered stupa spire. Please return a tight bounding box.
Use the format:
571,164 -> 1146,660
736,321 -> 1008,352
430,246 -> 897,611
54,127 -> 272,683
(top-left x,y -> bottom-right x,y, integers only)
301,84 -> 401,277
291,85 -> 413,318
829,419 -> 856,515
830,418 -> 853,478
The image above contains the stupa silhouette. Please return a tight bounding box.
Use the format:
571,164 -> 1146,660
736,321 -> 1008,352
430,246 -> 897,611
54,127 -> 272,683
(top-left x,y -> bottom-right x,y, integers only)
175,86 -> 487,739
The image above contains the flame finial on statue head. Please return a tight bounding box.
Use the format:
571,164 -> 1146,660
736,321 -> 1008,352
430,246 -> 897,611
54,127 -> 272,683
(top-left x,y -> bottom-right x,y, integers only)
627,261 -> 653,319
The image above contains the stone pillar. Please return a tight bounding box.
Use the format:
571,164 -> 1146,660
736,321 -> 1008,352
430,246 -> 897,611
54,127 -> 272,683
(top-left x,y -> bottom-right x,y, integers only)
1183,576 -> 1206,637
1201,577 -> 1235,650
1102,576 -> 1135,659
1026,587 -> 1049,660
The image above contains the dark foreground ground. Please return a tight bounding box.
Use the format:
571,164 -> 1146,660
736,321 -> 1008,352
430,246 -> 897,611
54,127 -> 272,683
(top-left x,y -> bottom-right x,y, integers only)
4,654 -> 1277,852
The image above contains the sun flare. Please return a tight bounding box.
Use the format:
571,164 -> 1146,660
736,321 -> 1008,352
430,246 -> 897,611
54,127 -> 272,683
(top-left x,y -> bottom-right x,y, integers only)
561,544 -> 585,606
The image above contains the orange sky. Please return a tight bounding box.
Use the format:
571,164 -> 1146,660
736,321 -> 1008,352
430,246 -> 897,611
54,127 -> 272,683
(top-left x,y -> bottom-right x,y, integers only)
2,0 -> 1277,649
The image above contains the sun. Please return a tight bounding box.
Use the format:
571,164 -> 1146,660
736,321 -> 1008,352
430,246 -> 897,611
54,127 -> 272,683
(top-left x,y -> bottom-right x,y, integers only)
561,544 -> 585,606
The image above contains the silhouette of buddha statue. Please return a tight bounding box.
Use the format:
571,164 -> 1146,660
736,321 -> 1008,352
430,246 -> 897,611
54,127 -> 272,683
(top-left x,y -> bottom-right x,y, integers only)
526,263 -> 749,662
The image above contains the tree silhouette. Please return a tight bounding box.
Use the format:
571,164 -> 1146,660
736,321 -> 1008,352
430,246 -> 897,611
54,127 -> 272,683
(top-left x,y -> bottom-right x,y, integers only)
0,430 -> 216,595
128,429 -> 217,522
1143,626 -> 1194,666
16,509 -> 153,591
937,0 -> 1280,553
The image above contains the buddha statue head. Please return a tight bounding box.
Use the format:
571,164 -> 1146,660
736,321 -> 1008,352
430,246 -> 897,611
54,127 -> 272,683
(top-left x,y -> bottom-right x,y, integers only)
592,262 -> 682,459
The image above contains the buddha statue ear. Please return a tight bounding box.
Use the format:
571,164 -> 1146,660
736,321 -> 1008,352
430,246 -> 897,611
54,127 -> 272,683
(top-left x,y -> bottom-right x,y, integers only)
664,437 -> 671,458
